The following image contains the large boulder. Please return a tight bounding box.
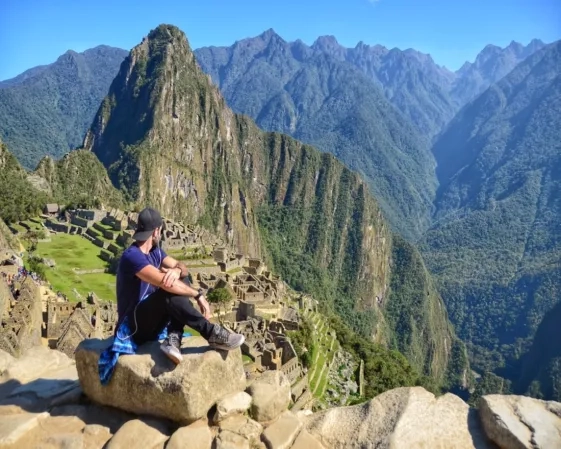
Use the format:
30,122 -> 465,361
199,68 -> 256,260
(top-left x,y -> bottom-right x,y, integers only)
75,337 -> 246,423
479,394 -> 561,449
246,371 -> 291,423
305,387 -> 493,449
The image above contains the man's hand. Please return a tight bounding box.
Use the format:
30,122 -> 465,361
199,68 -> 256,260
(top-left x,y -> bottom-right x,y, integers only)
197,295 -> 212,320
161,267 -> 181,288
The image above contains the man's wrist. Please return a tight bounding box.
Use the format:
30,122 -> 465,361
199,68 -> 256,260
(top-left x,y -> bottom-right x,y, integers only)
194,288 -> 204,301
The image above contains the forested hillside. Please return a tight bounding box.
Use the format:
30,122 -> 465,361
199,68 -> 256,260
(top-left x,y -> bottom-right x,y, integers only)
424,41 -> 561,382
0,46 -> 127,169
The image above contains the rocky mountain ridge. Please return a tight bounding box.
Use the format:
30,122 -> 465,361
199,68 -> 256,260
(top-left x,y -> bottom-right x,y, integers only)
195,30 -> 437,240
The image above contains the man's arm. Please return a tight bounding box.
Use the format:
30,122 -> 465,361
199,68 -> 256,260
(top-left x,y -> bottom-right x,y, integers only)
137,264 -> 197,297
161,255 -> 188,287
136,264 -> 211,318
162,255 -> 188,277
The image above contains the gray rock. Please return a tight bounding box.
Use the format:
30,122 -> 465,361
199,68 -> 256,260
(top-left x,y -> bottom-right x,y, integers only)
166,421 -> 212,449
44,433 -> 84,449
479,394 -> 561,449
82,424 -> 112,449
0,411 -> 49,447
0,350 -> 15,373
291,430 -> 326,449
306,386 -> 492,449
219,415 -> 263,443
106,419 -> 169,449
247,371 -> 291,423
261,411 -> 303,449
214,391 -> 252,423
215,430 -> 250,449
75,337 -> 246,423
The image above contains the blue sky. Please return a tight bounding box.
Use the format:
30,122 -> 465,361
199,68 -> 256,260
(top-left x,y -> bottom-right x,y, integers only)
1,0 -> 559,80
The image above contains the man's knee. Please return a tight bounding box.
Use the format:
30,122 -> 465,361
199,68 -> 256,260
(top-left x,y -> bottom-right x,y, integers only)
166,294 -> 194,310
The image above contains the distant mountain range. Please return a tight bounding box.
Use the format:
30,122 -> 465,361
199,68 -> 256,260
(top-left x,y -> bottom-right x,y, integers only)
195,30 -> 437,240
452,39 -> 546,106
0,46 -> 127,169
423,41 -> 561,392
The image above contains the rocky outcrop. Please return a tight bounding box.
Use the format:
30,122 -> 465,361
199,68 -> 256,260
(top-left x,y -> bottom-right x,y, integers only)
479,395 -> 561,449
3,345 -> 561,449
247,370 -> 291,423
305,386 -> 492,449
75,337 -> 246,423
0,346 -> 80,412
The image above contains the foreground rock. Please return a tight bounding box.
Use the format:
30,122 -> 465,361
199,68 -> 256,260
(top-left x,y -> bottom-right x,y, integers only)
247,371 -> 291,423
106,419 -> 169,449
0,347 -> 81,414
166,420 -> 212,449
306,387 -> 492,449
479,394 -> 561,449
75,337 -> 246,423
214,391 -> 252,423
261,411 -> 303,449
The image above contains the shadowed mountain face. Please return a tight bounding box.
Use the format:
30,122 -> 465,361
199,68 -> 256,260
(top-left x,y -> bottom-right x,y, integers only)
83,24 -> 466,387
195,31 -> 438,240
515,299 -> 561,401
0,46 -> 127,169
423,41 -> 561,379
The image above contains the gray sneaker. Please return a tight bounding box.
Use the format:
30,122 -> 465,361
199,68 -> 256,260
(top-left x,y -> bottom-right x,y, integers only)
208,325 -> 245,351
160,332 -> 183,364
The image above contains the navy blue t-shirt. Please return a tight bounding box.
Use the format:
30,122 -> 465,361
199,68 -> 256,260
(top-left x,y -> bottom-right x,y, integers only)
116,244 -> 167,323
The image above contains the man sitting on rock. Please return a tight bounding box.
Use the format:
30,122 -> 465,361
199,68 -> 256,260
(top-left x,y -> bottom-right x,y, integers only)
115,207 -> 244,365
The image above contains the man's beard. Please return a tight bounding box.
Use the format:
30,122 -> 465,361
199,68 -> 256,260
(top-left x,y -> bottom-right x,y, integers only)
152,236 -> 160,247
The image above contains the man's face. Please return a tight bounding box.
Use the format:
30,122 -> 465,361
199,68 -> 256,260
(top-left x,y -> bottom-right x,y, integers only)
152,226 -> 162,246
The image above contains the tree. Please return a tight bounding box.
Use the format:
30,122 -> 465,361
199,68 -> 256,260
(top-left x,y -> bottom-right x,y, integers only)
207,288 -> 233,323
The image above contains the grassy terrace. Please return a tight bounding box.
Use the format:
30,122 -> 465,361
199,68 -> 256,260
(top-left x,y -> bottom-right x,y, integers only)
35,233 -> 116,301
305,311 -> 339,398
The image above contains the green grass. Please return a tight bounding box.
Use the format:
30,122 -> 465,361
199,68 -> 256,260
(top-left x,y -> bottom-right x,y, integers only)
242,354 -> 253,364
35,233 -> 116,301
184,326 -> 201,337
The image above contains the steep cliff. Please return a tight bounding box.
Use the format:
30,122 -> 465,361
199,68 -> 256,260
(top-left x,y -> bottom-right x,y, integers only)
84,24 -> 465,386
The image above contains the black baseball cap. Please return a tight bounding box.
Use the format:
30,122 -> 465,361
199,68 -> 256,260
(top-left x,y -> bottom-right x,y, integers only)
133,207 -> 163,241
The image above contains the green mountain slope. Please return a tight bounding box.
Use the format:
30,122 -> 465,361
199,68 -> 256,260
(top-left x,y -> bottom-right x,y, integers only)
0,138 -> 123,225
424,41 -> 561,379
34,150 -> 125,208
0,46 -> 127,169
0,139 -> 49,223
84,24 -> 467,389
195,31 -> 437,240
515,299 -> 561,401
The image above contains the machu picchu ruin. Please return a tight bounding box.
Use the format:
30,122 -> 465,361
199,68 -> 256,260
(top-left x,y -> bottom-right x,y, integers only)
1,205 -> 360,410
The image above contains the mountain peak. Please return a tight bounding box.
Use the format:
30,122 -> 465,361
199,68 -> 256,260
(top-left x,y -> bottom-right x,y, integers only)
312,35 -> 343,51
258,28 -> 278,40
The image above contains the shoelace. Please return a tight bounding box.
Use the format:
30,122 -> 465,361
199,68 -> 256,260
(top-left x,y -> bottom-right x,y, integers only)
214,327 -> 229,344
169,333 -> 181,349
